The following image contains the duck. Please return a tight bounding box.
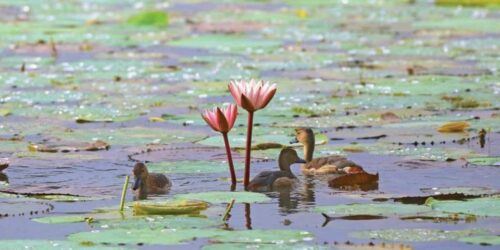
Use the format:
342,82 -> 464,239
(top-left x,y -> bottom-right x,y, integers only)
248,148 -> 306,192
291,128 -> 365,175
132,162 -> 171,200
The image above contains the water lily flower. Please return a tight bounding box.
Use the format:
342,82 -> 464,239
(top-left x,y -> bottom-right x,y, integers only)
229,79 -> 277,113
228,79 -> 277,188
202,104 -> 238,188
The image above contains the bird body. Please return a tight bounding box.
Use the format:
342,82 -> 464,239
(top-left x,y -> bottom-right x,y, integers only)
248,148 -> 305,191
293,128 -> 364,175
132,163 -> 171,200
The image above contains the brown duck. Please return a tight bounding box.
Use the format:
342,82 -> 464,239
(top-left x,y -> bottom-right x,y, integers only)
248,148 -> 306,192
292,128 -> 365,175
132,162 -> 171,200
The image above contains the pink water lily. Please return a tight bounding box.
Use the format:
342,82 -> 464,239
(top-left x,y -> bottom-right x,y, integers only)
229,79 -> 276,112
201,104 -> 238,189
228,79 -> 277,189
202,104 -> 238,133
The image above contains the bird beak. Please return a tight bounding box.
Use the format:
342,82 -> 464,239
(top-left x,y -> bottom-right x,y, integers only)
290,137 -> 299,144
295,158 -> 306,164
132,178 -> 142,191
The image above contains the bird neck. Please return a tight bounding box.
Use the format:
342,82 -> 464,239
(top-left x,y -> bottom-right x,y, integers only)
303,139 -> 314,162
137,176 -> 148,199
278,158 -> 292,173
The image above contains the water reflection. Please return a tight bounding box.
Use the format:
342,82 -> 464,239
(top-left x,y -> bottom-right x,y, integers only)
244,203 -> 252,229
0,173 -> 8,184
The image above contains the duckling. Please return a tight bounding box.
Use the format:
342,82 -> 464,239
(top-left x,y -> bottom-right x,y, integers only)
132,162 -> 171,200
248,148 -> 306,192
292,128 -> 365,175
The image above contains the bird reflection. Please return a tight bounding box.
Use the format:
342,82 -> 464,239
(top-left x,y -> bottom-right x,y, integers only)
0,173 -> 8,184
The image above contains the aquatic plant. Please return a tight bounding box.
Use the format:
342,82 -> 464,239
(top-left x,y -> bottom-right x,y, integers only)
228,79 -> 277,188
202,104 -> 239,188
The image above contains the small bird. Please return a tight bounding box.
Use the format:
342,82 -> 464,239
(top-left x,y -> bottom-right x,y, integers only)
292,128 -> 365,175
132,162 -> 171,200
248,148 -> 306,192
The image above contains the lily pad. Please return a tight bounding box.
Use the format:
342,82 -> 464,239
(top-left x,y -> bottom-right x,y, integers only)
68,228 -> 219,246
459,235 -> 500,246
197,133 -> 328,150
315,203 -> 431,217
174,191 -> 271,204
147,160 -> 243,174
466,157 -> 500,167
352,228 -> 487,242
133,200 -> 209,215
0,240 -> 119,250
211,229 -> 314,244
127,11 -> 169,27
32,215 -> 88,224
420,186 -> 498,196
425,197 -> 500,217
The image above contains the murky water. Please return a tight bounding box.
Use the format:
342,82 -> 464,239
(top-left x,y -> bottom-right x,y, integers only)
0,0 -> 499,249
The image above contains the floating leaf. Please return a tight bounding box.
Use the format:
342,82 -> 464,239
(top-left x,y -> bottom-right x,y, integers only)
28,140 -> 109,153
315,203 -> 431,217
32,215 -> 88,224
425,197 -> 500,217
466,157 -> 500,167
420,186 -> 498,196
459,235 -> 500,246
147,160 -> 243,174
437,121 -> 469,133
133,200 -> 209,215
174,191 -> 271,204
0,240 -> 118,250
352,228 -> 487,242
210,229 -> 314,244
127,11 -> 169,27
69,228 -> 220,245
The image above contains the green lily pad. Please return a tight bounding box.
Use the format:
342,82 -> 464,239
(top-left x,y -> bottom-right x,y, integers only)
197,132 -> 327,150
420,186 -> 498,196
211,229 -> 314,244
203,243 -> 327,250
169,34 -> 281,52
95,215 -> 220,230
459,235 -> 500,246
174,191 -> 271,204
314,203 -> 432,217
147,160 -> 243,174
0,240 -> 119,250
425,197 -> 500,217
68,228 -> 219,246
0,200 -> 52,217
127,11 -> 169,27
466,157 -> 500,166
352,228 -> 487,242
51,127 -> 206,147
32,215 -> 88,224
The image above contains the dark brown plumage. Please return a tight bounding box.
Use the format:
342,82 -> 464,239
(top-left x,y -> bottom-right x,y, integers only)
293,128 -> 365,175
248,148 -> 305,192
132,162 -> 171,200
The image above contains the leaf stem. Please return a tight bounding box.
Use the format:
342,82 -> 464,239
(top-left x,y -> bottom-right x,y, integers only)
119,175 -> 130,212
